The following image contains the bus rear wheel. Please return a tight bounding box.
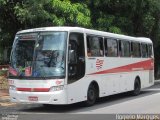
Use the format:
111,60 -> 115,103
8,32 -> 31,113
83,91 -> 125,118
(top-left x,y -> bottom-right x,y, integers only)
85,85 -> 97,106
132,78 -> 141,96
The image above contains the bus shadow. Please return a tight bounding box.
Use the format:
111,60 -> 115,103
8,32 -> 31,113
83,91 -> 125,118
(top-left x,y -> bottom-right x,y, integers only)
19,89 -> 160,113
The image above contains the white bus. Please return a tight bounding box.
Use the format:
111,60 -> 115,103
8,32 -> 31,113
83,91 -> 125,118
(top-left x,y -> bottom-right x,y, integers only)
8,27 -> 154,106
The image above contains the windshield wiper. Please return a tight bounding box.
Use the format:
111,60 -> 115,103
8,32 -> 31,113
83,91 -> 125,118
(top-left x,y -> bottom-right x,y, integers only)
47,50 -> 58,67
48,50 -> 64,69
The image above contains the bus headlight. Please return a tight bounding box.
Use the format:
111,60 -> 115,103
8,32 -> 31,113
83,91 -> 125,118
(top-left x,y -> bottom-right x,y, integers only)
9,85 -> 16,91
50,85 -> 64,91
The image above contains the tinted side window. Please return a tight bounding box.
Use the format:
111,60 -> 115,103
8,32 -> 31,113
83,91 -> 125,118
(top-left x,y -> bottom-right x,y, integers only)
148,44 -> 153,58
120,40 -> 130,57
141,43 -> 148,58
131,42 -> 141,57
105,38 -> 118,57
87,35 -> 104,57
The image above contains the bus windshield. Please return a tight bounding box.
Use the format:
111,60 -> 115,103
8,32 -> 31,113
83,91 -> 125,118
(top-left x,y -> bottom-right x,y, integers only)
9,32 -> 67,79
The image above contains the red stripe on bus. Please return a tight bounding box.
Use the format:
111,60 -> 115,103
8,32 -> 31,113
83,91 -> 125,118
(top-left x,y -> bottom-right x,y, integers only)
89,59 -> 154,75
34,88 -> 50,92
17,88 -> 50,92
17,88 -> 31,91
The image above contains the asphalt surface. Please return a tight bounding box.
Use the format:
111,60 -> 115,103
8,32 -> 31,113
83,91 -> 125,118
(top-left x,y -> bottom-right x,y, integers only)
0,81 -> 160,120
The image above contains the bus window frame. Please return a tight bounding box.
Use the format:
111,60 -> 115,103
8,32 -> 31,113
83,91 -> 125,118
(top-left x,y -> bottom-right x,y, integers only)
104,37 -> 118,57
148,44 -> 153,58
131,41 -> 141,58
86,34 -> 104,57
141,43 -> 148,58
119,39 -> 131,58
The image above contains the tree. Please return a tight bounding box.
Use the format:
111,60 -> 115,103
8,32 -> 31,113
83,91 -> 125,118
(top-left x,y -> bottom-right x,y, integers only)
13,0 -> 91,28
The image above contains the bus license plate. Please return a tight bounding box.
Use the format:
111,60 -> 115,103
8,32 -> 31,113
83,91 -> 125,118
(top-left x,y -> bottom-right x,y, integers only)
28,96 -> 38,101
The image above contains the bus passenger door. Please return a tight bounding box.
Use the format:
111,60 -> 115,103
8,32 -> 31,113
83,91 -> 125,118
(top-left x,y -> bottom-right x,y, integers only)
67,32 -> 86,103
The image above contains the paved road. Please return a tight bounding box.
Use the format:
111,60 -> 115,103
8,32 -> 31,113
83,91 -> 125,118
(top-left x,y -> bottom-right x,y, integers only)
0,81 -> 160,120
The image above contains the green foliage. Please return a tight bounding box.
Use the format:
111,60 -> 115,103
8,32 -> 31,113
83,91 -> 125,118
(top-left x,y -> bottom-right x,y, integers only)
0,0 -> 6,5
50,0 -> 91,27
142,13 -> 155,34
96,14 -> 114,31
109,26 -> 122,34
14,0 -> 54,27
13,0 -> 91,28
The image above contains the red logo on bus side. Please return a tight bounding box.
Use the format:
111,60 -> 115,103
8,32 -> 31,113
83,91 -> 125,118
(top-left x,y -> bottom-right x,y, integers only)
96,59 -> 104,70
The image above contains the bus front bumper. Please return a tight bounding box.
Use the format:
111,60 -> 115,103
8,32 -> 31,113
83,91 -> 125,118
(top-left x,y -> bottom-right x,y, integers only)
9,90 -> 68,105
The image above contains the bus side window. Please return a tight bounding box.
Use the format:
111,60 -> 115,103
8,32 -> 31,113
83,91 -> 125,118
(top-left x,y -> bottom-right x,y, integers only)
148,44 -> 153,58
120,40 -> 130,57
87,35 -> 104,57
131,42 -> 141,58
141,43 -> 148,58
105,38 -> 118,57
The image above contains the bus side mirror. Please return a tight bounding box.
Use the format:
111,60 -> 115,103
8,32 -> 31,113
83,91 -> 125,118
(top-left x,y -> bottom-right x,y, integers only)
69,50 -> 77,64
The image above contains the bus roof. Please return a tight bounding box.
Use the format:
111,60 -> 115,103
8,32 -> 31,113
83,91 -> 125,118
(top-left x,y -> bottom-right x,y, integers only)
17,26 -> 152,44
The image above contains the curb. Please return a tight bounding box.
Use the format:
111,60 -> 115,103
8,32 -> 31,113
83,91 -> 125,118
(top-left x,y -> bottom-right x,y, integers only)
155,80 -> 160,82
154,80 -> 160,85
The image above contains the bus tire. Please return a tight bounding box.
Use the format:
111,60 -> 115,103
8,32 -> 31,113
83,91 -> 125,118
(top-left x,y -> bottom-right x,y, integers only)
132,77 -> 141,96
85,84 -> 97,106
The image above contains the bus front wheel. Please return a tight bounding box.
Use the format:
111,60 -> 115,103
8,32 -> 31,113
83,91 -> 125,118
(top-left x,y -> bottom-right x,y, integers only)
85,85 -> 97,106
